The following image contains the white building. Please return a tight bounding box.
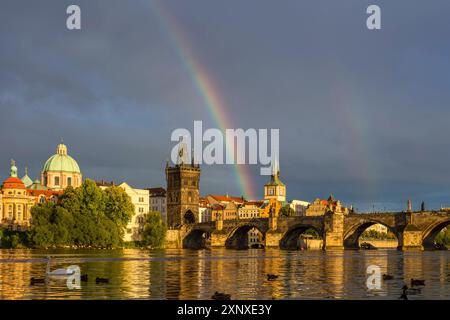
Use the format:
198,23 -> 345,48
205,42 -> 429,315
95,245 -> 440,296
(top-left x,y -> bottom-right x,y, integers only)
99,182 -> 150,242
199,197 -> 211,223
147,187 -> 167,222
238,201 -> 263,219
248,228 -> 263,248
290,200 -> 310,216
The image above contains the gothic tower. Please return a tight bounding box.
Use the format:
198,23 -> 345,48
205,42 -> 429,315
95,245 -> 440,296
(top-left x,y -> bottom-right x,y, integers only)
165,138 -> 201,228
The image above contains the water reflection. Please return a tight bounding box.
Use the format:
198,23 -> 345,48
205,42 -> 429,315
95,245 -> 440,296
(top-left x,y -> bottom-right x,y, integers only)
0,248 -> 450,299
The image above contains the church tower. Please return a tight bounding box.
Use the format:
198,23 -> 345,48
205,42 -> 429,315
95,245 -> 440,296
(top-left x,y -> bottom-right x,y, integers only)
165,138 -> 201,228
264,158 -> 286,203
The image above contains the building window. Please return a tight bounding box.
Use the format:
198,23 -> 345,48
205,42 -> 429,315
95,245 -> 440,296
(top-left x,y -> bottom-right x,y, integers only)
54,176 -> 60,186
139,197 -> 144,203
8,205 -> 13,220
39,196 -> 46,204
139,207 -> 144,213
67,177 -> 72,186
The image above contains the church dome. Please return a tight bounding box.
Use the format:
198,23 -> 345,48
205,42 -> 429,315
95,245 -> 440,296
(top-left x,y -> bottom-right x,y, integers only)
42,143 -> 81,174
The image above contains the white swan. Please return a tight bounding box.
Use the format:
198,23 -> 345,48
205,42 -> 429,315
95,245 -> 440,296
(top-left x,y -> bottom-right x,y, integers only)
46,256 -> 75,277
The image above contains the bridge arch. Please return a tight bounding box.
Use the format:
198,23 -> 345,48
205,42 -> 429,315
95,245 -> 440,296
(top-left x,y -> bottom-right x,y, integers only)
225,223 -> 266,250
421,218 -> 450,250
183,228 -> 211,249
344,220 -> 399,249
280,224 -> 323,250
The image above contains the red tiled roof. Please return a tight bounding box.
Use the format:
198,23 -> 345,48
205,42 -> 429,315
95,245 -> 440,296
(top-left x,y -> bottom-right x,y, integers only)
242,201 -> 264,207
208,194 -> 245,204
199,197 -> 210,207
2,177 -> 26,190
29,189 -> 62,198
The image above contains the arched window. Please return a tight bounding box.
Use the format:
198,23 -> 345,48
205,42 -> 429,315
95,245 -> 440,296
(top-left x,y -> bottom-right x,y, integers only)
54,176 -> 60,186
67,177 -> 72,186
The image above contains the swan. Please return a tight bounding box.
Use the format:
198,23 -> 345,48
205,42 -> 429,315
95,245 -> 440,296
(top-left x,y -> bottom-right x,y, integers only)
46,256 -> 75,277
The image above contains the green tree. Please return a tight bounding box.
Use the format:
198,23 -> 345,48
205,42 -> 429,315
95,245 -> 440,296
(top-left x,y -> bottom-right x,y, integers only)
30,203 -> 55,248
29,179 -> 136,249
435,228 -> 450,247
142,211 -> 167,248
280,204 -> 295,217
104,185 -> 134,228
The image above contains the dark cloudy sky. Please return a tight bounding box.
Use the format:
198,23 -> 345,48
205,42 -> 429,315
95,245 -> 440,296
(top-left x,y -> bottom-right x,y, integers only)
1,0 -> 450,211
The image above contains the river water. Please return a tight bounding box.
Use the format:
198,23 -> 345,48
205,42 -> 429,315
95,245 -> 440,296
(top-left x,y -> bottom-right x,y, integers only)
0,248 -> 449,300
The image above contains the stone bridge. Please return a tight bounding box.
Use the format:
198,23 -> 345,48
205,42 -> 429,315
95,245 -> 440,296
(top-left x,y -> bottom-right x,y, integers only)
165,211 -> 450,250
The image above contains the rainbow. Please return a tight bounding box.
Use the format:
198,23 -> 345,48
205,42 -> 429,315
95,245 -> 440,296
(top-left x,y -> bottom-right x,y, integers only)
150,0 -> 256,199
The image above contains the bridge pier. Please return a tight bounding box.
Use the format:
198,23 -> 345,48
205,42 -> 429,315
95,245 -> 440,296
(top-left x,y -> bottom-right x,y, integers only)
323,211 -> 344,250
210,231 -> 228,247
165,229 -> 184,249
400,226 -> 424,250
265,231 -> 283,247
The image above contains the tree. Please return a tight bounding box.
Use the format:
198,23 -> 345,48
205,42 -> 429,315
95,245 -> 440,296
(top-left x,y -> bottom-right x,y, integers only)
142,211 -> 167,248
280,204 -> 295,217
30,203 -> 55,248
103,185 -> 134,228
29,179 -> 136,248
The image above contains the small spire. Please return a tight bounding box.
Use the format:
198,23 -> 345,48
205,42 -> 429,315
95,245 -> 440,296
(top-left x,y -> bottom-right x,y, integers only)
25,166 -> 28,176
10,159 -> 17,178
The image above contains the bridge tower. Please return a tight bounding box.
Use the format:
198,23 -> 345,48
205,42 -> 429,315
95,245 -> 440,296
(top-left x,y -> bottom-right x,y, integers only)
166,138 -> 201,229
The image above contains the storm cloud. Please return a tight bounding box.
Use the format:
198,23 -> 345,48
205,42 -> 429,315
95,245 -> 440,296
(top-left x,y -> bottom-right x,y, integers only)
1,0 -> 450,211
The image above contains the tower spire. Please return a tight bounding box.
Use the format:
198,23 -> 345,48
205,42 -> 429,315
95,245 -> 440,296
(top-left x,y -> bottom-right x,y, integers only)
272,154 -> 279,176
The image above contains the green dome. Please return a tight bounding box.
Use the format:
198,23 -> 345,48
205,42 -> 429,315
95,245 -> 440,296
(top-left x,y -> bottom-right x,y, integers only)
42,143 -> 81,174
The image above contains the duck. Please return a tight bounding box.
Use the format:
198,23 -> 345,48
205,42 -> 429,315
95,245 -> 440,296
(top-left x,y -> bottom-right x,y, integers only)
211,291 -> 231,300
267,274 -> 279,281
30,277 -> 46,285
81,274 -> 88,282
95,277 -> 109,284
399,285 -> 408,300
411,278 -> 425,286
382,274 -> 394,280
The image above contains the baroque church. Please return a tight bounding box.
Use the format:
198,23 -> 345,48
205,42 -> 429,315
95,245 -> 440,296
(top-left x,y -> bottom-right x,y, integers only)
0,142 -> 82,230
